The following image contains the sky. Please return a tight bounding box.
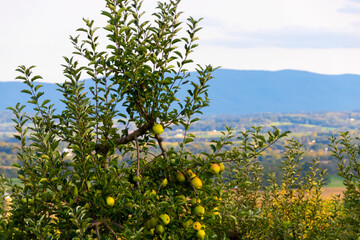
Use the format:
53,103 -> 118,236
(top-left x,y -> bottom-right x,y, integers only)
1,0 -> 360,83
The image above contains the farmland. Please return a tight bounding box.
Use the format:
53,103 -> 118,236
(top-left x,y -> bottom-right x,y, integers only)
1,110 -> 358,187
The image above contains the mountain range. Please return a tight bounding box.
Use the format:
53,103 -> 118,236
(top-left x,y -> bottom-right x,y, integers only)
1,69 -> 360,115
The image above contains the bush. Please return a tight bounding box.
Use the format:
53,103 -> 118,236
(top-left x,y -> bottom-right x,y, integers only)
330,132 -> 360,239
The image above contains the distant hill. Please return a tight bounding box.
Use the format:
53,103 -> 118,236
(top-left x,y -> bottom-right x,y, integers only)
1,69 -> 360,114
205,69 -> 360,115
0,81 -> 63,113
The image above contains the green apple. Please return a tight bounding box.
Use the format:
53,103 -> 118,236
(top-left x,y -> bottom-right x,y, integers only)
210,163 -> 221,174
191,198 -> 201,205
192,221 -> 202,230
152,124 -> 163,135
156,224 -> 165,234
146,217 -> 158,229
159,214 -> 170,225
219,162 -> 225,172
106,196 -> 115,207
194,205 -> 205,216
196,229 -> 205,239
162,178 -> 168,187
176,172 -> 186,182
182,219 -> 193,228
191,177 -> 202,189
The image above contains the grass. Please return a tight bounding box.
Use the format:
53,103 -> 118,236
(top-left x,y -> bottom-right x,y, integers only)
325,174 -> 344,188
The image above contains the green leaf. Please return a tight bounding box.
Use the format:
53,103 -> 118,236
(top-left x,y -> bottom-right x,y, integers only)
39,178 -> 47,183
21,89 -> 32,95
210,144 -> 216,153
12,163 -> 22,168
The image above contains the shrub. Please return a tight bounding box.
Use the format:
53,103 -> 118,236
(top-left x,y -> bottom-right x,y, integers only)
330,132 -> 360,239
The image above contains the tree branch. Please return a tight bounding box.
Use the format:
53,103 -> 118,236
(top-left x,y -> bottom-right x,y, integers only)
155,135 -> 168,161
88,220 -> 102,240
135,137 -> 140,187
221,136 -> 282,163
117,122 -> 153,145
95,122 -> 153,153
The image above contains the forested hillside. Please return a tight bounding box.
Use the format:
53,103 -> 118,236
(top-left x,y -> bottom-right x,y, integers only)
2,69 -> 360,114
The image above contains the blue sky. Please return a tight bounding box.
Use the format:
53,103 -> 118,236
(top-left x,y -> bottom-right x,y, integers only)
1,0 -> 360,82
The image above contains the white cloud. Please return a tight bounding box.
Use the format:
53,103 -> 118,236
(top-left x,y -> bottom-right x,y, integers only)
179,0 -> 360,48
180,0 -> 358,32
204,27 -> 360,48
0,0 -> 107,82
192,46 -> 360,75
0,0 -> 360,82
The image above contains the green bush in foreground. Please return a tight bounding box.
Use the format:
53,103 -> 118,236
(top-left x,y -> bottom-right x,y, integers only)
1,0 -> 360,239
4,0 -> 222,238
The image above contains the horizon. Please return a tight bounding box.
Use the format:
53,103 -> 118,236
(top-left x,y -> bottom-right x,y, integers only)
2,69 -> 360,115
2,68 -> 360,84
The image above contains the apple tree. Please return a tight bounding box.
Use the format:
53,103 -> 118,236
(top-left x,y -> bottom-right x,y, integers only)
2,0 -> 295,239
4,0 -> 223,239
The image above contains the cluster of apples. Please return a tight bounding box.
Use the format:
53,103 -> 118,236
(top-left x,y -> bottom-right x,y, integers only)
104,124 -> 226,239
209,162 -> 225,175
176,169 -> 203,189
143,214 -> 171,235
174,170 -> 205,238
159,123 -> 226,239
175,164 -> 224,239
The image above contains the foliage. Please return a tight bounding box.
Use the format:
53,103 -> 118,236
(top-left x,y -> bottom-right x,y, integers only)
259,141 -> 340,239
0,174 -> 9,228
330,132 -> 360,239
204,131 -> 346,239
1,0 -> 360,239
2,110 -> 359,181
3,0 -> 220,239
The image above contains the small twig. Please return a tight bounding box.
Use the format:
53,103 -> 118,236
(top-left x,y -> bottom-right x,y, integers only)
111,221 -> 124,229
221,213 -> 257,222
104,222 -> 117,238
88,219 -> 123,239
156,134 -> 171,182
88,220 -> 102,229
87,220 -> 102,240
221,139 -> 280,163
179,117 -> 192,159
183,170 -> 198,196
155,135 -> 168,162
135,137 -> 140,187
96,225 -> 100,240
157,181 -> 164,194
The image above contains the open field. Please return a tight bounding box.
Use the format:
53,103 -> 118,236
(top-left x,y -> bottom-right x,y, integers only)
326,175 -> 344,188
322,187 -> 345,198
322,175 -> 345,198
